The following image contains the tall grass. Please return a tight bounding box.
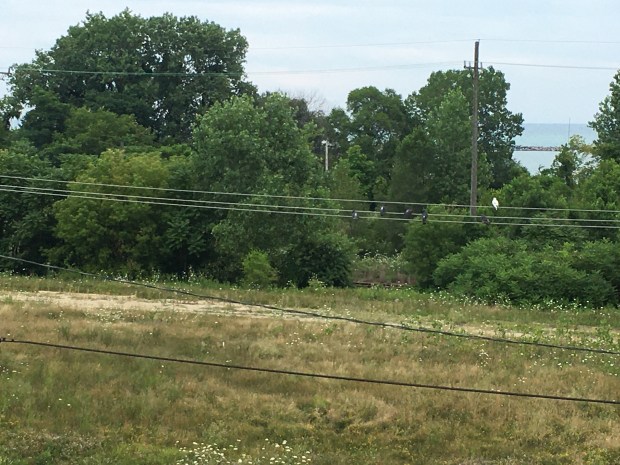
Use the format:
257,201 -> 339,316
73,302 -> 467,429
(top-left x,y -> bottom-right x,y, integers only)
0,276 -> 619,464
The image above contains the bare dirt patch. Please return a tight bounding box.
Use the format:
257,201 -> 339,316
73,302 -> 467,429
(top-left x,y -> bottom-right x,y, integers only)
3,290 -> 272,319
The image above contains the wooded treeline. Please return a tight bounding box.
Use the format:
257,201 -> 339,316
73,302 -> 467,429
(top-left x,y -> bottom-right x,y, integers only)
1,10 -> 620,307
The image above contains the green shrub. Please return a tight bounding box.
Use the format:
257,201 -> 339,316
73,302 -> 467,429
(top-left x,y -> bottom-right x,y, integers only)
241,250 -> 277,289
433,237 -> 618,307
401,210 -> 488,288
275,234 -> 354,288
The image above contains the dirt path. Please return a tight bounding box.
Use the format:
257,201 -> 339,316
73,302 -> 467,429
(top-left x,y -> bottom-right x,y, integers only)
4,290 -> 618,342
4,290 -> 276,319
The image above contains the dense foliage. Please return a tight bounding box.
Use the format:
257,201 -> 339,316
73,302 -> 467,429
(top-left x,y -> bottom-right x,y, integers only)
2,10 -> 253,143
1,11 -> 620,306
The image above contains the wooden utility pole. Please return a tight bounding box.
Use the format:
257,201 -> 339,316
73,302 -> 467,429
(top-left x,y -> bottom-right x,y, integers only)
468,41 -> 480,216
470,41 -> 480,217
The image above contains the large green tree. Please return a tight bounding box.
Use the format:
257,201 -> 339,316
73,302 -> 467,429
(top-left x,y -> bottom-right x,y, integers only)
391,88 -> 490,205
50,149 -> 187,274
192,93 -> 353,285
329,87 -> 412,200
3,10 -> 253,143
408,67 -> 525,189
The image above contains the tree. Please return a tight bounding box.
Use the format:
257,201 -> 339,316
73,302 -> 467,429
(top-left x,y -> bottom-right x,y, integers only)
50,150 -> 176,274
493,171 -> 591,245
427,88 -> 484,203
572,159 -> 620,242
590,70 -> 620,162
17,88 -> 71,148
0,142 -> 58,271
577,159 -> 620,210
548,135 -> 592,189
192,93 -> 353,285
408,67 -> 524,189
193,94 -> 320,197
0,97 -> 18,148
401,210 -> 476,287
389,127 -> 435,205
241,250 -> 278,289
336,87 -> 412,199
324,107 -> 351,162
574,239 -> 620,302
4,10 -> 253,143
393,88 -> 490,205
329,157 -> 367,212
43,107 -> 155,161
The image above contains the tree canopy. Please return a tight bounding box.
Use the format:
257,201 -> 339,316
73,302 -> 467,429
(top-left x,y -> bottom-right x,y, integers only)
590,70 -> 620,162
3,9 -> 253,143
409,67 -> 525,188
2,10 -> 620,306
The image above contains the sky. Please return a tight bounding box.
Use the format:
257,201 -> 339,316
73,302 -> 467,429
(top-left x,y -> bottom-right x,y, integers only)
1,0 -> 620,124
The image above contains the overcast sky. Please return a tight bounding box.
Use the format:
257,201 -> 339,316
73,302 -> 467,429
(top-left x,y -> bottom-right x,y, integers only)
1,0 -> 619,124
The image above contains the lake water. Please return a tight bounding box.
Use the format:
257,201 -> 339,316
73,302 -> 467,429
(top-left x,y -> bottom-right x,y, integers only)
513,123 -> 597,173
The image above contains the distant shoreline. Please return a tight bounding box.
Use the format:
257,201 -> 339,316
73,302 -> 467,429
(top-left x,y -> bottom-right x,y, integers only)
513,123 -> 596,173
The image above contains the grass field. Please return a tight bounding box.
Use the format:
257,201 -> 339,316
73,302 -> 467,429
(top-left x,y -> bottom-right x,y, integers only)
0,275 -> 619,464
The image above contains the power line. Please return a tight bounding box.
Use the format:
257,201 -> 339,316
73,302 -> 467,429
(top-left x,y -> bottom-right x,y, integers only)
4,174 -> 620,215
1,337 -> 617,405
486,61 -> 618,71
254,38 -> 620,50
483,38 -> 620,45
251,39 -> 475,50
13,59 -> 616,81
6,59 -> 617,80
5,38 -> 620,53
0,253 -> 617,356
2,182 -> 620,230
0,183 -> 348,215
0,184 -> 607,229
0,185 -> 348,220
11,61 -> 459,78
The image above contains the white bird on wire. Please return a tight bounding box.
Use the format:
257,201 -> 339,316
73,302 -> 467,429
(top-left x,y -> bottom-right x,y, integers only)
492,197 -> 499,211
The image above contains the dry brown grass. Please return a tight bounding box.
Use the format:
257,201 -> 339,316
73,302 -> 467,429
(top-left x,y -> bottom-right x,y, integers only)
0,288 -> 619,464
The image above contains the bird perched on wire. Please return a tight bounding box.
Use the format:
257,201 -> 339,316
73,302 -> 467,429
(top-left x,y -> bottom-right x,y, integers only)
404,208 -> 414,219
492,197 -> 499,211
421,208 -> 428,224
380,205 -> 386,217
480,215 -> 490,225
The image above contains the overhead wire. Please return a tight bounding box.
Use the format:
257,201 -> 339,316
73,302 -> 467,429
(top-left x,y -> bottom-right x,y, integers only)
0,185 -> 348,220
485,61 -> 618,71
3,59 -> 616,80
482,38 -> 620,45
0,253 -> 617,357
251,39 -> 477,50
0,337 -> 617,405
1,181 -> 620,229
4,37 -> 620,53
0,184 -> 618,229
3,174 -> 620,215
0,183 -> 349,215
9,61 -> 460,78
